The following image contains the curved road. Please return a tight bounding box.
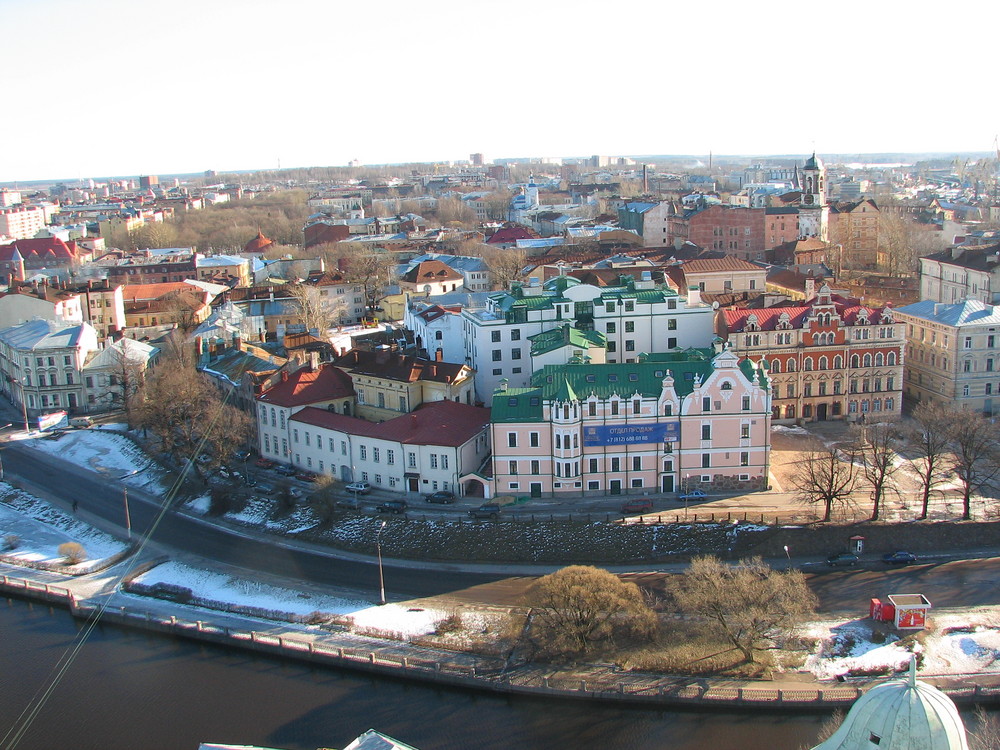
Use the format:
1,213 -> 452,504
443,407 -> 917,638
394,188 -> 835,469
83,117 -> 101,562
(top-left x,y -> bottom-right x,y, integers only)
6,438 -> 1000,613
3,440 -> 519,600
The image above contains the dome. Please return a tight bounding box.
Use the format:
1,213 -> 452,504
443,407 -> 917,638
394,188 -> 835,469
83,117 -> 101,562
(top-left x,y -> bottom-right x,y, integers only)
804,152 -> 824,171
812,660 -> 968,750
243,230 -> 275,254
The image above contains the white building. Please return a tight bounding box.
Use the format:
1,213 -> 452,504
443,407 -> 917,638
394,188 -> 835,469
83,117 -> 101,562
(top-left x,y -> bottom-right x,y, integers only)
0,205 -> 47,240
919,244 -> 1000,305
461,276 -> 716,401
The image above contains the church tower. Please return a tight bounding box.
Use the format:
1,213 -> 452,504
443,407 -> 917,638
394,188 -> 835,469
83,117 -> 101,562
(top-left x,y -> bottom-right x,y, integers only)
799,152 -> 829,240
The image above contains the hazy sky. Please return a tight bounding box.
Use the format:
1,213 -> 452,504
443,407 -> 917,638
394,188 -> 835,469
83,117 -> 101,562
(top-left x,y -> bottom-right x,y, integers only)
2,0 -> 997,182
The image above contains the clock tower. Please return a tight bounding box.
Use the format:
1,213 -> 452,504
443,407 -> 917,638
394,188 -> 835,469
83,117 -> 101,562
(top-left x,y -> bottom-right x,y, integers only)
799,152 -> 829,240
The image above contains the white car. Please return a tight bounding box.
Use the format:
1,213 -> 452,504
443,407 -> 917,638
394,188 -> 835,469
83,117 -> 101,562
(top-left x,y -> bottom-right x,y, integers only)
345,481 -> 371,494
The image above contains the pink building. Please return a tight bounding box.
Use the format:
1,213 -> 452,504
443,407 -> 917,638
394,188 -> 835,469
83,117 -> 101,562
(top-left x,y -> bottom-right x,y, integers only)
490,347 -> 771,498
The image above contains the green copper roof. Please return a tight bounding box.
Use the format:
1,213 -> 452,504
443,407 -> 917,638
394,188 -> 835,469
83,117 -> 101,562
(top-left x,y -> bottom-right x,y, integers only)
528,325 -> 606,356
491,387 -> 545,423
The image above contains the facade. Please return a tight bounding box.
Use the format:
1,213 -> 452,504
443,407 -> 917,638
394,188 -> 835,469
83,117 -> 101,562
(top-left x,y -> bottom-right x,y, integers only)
399,260 -> 465,296
405,301 -> 467,364
798,153 -> 829,241
895,299 -> 1000,415
686,206 -> 766,260
0,319 -> 101,418
73,280 -> 126,340
616,201 -> 685,246
196,255 -> 251,287
829,199 -> 880,269
0,205 -> 47,240
461,277 -> 716,401
331,348 -> 475,423
720,285 -> 904,423
490,347 -> 771,498
764,207 -> 800,248
0,237 -> 80,272
285,400 -> 491,495
81,338 -> 159,412
105,252 -> 198,286
918,244 -> 1000,305
0,285 -> 84,329
665,256 -> 766,297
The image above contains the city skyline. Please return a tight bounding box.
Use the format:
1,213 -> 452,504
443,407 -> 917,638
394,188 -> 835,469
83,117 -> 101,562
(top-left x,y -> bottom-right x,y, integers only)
2,0 -> 998,182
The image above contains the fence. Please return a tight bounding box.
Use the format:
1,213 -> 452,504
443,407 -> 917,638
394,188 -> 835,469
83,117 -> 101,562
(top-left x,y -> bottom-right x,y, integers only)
4,574 -> 1000,709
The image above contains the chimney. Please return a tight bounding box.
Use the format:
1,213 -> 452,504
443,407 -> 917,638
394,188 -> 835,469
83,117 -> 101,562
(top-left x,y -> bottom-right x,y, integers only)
435,348 -> 443,361
281,370 -> 289,381
309,351 -> 320,371
687,285 -> 702,307
805,276 -> 816,299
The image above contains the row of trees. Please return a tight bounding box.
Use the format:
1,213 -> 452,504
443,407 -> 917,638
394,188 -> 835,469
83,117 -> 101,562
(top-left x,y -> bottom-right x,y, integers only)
792,402 -> 1000,522
521,559 -> 816,664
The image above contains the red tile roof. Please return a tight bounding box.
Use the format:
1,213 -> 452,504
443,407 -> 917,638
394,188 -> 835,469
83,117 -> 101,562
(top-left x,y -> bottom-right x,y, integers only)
243,230 -> 275,254
681,256 -> 763,273
723,295 -> 891,331
258,364 -> 355,407
291,400 -> 490,447
333,348 -> 469,384
401,260 -> 463,285
0,237 -> 78,262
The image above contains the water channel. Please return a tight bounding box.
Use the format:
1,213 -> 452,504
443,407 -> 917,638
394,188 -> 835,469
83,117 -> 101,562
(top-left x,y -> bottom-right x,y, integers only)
0,595 -> 839,750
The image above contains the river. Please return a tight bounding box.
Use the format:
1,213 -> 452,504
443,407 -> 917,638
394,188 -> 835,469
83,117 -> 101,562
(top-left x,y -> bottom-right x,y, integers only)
0,595 -> 837,750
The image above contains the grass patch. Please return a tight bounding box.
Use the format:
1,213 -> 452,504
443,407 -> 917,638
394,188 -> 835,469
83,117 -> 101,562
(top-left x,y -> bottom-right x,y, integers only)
614,622 -> 775,678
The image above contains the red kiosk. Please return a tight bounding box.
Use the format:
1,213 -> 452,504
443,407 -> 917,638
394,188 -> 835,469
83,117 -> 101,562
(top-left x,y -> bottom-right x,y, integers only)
870,594 -> 932,630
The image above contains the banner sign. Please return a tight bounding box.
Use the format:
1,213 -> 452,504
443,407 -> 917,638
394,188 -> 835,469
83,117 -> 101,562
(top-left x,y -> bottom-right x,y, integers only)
583,422 -> 679,446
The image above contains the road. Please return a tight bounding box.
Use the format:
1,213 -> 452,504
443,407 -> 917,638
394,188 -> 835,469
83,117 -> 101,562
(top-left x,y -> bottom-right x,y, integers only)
6,436 -> 1000,613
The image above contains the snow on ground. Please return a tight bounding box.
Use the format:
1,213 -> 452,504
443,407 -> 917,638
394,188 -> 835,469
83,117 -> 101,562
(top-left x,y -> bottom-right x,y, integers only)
0,484 -> 128,568
800,610 -> 1000,680
20,428 -> 166,491
772,425 -> 810,435
134,560 -> 458,637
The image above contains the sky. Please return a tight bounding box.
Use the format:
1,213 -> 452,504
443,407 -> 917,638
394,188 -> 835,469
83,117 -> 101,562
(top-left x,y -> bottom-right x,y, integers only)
2,0 -> 998,182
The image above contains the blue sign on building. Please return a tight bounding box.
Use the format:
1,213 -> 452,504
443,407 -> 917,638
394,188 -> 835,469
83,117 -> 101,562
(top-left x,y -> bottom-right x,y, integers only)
583,422 -> 679,446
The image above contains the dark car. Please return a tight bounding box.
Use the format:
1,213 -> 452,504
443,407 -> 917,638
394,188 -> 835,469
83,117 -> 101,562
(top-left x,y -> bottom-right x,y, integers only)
425,490 -> 456,504
882,550 -> 918,565
233,449 -> 251,461
274,465 -> 297,476
621,498 -> 653,514
376,500 -> 408,514
469,503 -> 503,520
826,551 -> 859,567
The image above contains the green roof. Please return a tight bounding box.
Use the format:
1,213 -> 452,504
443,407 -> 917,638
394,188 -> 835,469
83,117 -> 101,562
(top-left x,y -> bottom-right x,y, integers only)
490,349 -> 763,422
528,324 -> 606,356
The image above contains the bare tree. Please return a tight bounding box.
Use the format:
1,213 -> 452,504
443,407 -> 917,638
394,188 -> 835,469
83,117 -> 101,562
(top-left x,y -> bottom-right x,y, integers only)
482,190 -> 513,222
904,402 -> 954,520
520,565 -> 656,657
288,283 -> 332,336
947,411 -> 1000,520
671,556 -> 817,665
480,245 -> 527,290
790,440 -> 858,522
434,196 -> 476,227
324,244 -> 395,316
852,421 -> 901,521
107,340 -> 154,427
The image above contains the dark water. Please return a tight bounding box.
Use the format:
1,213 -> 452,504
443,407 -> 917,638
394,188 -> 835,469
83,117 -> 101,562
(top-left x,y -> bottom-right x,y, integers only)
0,595 -> 833,750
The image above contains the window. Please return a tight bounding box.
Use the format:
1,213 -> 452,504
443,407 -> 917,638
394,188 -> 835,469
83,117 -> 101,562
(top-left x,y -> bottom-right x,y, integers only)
399,396 -> 407,411
701,453 -> 711,468
963,384 -> 971,397
611,401 -> 619,415
633,399 -> 641,414
293,429 -> 299,443
530,432 -> 539,447
741,423 -> 750,439
305,433 -> 311,446
625,340 -> 635,351
491,330 -> 501,342
624,321 -> 634,333
965,360 -> 973,373
663,403 -> 673,416
530,460 -> 539,474
606,322 -> 616,334
430,454 -> 438,469
492,349 -> 502,361
701,424 -> 711,440
387,450 -> 395,465
632,456 -> 641,471
611,457 -> 621,472
408,452 -> 417,468
740,452 -> 749,467
507,432 -> 517,447
589,458 -> 598,473
372,447 -> 380,462
702,397 -> 711,411
588,402 -> 597,416
965,336 -> 973,349
86,376 -> 94,388
742,395 -> 751,410
359,445 -> 367,460
624,301 -> 634,312
510,329 -> 520,341
511,348 -> 521,360
667,318 -> 677,330
607,341 -> 617,352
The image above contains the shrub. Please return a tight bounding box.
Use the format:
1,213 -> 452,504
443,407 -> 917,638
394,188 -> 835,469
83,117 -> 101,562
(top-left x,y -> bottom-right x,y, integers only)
58,542 -> 87,564
435,613 -> 464,635
3,534 -> 19,551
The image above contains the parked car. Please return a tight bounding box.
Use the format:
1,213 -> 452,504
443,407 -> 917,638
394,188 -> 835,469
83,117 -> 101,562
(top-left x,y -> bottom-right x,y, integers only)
295,470 -> 318,482
233,448 -> 251,461
255,457 -> 276,469
678,489 -> 707,501
274,465 -> 297,476
196,453 -> 213,466
469,503 -> 503,520
336,496 -> 362,510
882,550 -> 918,565
621,498 -> 653,514
425,490 -> 456,504
345,481 -> 371,495
376,499 -> 408,514
69,416 -> 94,428
826,551 -> 860,567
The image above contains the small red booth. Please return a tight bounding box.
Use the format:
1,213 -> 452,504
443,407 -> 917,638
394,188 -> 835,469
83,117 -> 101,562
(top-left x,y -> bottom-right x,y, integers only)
870,594 -> 931,630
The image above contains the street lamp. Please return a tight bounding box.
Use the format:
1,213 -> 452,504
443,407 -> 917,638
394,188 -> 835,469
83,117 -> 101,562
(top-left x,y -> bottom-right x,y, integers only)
684,474 -> 691,519
123,487 -> 132,540
376,520 -> 387,606
784,545 -> 790,561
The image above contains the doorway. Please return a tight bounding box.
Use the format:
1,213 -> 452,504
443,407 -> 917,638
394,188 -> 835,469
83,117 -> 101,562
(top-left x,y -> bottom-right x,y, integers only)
818,403 -> 828,421
661,475 -> 674,493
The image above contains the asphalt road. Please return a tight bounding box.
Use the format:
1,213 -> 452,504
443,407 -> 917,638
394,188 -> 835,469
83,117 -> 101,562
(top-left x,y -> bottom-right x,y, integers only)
3,440 -> 517,599
6,436 -> 1000,614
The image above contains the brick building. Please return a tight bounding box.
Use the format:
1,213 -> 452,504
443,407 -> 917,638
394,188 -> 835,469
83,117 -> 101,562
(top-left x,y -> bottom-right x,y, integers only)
687,206 -> 766,260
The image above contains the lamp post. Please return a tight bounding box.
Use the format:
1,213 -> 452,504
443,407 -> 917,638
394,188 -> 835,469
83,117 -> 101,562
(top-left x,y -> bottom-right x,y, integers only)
684,474 -> 691,519
784,545 -> 790,561
376,520 -> 387,606
0,423 -> 11,481
123,487 -> 132,540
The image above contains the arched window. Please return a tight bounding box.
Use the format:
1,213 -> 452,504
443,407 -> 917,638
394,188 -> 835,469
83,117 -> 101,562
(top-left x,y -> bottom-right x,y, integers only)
721,381 -> 733,390
887,351 -> 896,366
834,355 -> 844,369
435,331 -> 443,340
875,352 -> 884,367
804,357 -> 814,371
851,354 -> 860,368
770,360 -> 781,373
787,359 -> 796,372
863,353 -> 873,367
819,356 -> 828,370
